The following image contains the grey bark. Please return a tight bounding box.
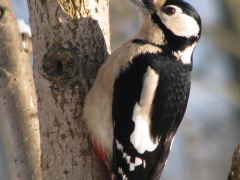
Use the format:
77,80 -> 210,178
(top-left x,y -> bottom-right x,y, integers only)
227,141 -> 240,180
215,1 -> 240,179
27,0 -> 111,179
0,0 -> 41,179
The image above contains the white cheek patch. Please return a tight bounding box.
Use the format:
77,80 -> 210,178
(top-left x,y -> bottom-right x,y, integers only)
158,10 -> 199,38
173,43 -> 196,64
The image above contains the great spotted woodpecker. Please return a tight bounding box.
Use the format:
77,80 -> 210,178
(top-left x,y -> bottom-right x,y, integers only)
83,0 -> 201,179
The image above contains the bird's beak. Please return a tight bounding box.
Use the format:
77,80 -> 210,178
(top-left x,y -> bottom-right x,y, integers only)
129,0 -> 166,12
129,0 -> 146,8
153,0 -> 166,8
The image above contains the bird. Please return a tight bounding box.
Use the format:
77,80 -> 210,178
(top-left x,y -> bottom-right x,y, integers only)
83,0 -> 201,179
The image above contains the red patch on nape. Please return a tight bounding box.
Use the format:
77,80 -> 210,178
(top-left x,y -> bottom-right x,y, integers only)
93,139 -> 106,162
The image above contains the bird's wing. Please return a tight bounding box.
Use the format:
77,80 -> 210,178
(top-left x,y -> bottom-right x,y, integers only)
112,51 -> 190,180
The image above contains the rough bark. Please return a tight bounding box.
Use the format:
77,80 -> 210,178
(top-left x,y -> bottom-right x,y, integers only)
27,0 -> 110,179
227,141 -> 240,180
0,0 -> 41,179
216,2 -> 240,180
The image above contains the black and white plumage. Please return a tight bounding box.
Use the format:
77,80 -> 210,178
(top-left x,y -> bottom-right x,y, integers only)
83,0 -> 201,179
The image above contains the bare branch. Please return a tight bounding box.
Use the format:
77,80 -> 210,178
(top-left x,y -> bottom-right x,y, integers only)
0,0 -> 41,179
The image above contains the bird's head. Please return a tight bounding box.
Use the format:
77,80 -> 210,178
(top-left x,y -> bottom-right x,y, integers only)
131,0 -> 201,49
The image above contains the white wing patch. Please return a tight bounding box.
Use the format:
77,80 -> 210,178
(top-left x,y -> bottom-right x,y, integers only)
143,160 -> 146,168
116,139 -> 124,152
116,140 -> 146,171
135,157 -> 143,166
130,67 -> 159,154
130,163 -> 135,171
118,167 -> 128,180
130,118 -> 159,154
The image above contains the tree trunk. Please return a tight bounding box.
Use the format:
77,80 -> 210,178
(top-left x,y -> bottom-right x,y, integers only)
227,141 -> 240,180
27,0 -> 110,179
0,0 -> 41,179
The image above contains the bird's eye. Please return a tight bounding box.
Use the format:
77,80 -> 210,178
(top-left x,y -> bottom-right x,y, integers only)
164,6 -> 176,15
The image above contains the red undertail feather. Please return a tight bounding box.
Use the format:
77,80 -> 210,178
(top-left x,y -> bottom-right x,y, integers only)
93,138 -> 106,162
93,139 -> 115,179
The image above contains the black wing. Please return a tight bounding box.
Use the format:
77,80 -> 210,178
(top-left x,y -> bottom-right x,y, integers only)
112,52 -> 192,180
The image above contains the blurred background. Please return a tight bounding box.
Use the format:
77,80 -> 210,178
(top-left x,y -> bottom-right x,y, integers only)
0,0 -> 239,179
